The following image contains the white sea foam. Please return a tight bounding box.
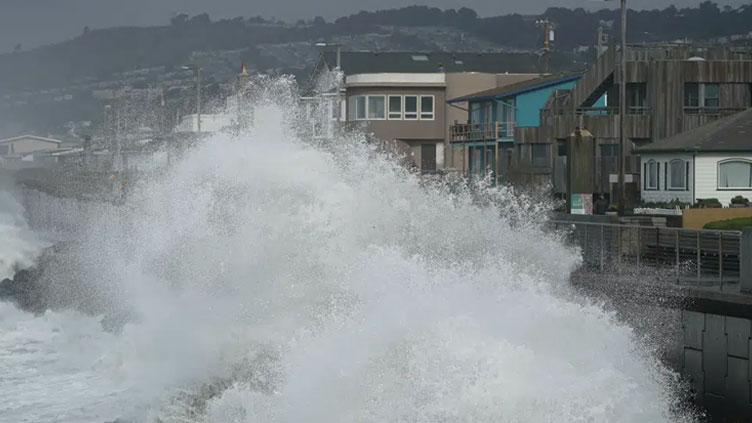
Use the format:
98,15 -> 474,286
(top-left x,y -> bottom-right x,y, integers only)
0,188 -> 43,281
0,77 -> 695,423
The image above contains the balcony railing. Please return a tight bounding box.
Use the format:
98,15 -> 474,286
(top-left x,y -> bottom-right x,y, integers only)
450,121 -> 515,143
546,106 -> 652,116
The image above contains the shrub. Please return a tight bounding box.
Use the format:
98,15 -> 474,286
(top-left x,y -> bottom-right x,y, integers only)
640,200 -> 691,209
731,195 -> 750,205
694,198 -> 721,208
704,217 -> 752,230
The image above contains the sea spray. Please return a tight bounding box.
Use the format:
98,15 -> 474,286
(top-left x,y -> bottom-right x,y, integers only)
0,187 -> 44,281
0,76 -> 697,423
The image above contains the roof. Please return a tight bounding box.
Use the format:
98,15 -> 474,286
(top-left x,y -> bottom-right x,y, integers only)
0,135 -> 62,144
447,72 -> 582,103
315,51 -> 541,76
635,108 -> 752,154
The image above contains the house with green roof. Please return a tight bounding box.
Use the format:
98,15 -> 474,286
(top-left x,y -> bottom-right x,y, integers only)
635,107 -> 752,206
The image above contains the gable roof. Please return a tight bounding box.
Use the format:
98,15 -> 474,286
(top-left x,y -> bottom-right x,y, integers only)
635,108 -> 752,153
447,72 -> 582,103
0,135 -> 62,144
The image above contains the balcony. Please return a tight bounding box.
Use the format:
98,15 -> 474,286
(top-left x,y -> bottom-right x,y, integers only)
450,121 -> 515,143
546,106 -> 652,116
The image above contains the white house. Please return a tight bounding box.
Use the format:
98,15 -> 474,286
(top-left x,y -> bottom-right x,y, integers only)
0,135 -> 61,157
636,108 -> 752,206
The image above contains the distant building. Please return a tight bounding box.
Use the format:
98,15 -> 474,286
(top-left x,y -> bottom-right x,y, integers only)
0,135 -> 62,169
304,51 -> 544,172
0,135 -> 61,156
635,108 -> 752,206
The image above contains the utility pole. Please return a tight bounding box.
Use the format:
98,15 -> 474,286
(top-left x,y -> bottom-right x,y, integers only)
618,0 -> 627,215
536,18 -> 554,73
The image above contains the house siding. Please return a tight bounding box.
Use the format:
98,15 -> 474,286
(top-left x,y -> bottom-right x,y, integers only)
640,153 -> 694,204
512,81 -> 578,127
695,152 -> 752,205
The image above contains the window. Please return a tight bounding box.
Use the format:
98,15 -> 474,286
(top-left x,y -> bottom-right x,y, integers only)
704,83 -> 719,113
367,95 -> 385,119
355,96 -> 366,120
470,102 -> 481,123
684,83 -> 699,113
388,95 -> 402,119
668,159 -> 687,190
626,83 -> 647,113
404,96 -> 418,120
684,83 -> 721,114
531,144 -> 548,168
600,144 -> 618,158
557,140 -> 567,157
420,96 -> 434,120
644,160 -> 658,190
718,160 -> 752,189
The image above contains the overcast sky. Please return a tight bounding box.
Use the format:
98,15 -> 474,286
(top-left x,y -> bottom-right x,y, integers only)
0,0 -> 746,52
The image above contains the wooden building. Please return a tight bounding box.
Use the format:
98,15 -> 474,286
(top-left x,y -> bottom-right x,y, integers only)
531,45 -> 752,202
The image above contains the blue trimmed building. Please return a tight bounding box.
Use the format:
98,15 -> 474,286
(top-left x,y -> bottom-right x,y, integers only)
448,72 -> 605,183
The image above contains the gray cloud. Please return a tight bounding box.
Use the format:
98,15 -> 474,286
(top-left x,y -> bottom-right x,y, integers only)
0,0 -> 747,52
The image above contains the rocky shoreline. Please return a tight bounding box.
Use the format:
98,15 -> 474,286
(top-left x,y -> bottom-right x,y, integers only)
0,243 -> 66,313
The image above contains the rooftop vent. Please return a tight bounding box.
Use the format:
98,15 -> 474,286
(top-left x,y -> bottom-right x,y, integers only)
411,55 -> 429,61
688,56 -> 706,61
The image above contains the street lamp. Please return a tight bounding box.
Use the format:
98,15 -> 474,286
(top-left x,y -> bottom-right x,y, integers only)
182,65 -> 203,134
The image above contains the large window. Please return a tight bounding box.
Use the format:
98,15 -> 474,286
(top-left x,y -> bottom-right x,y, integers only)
684,83 -> 699,110
668,159 -> 687,190
404,96 -> 418,120
718,159 -> 752,189
684,83 -> 720,114
531,144 -> 548,168
703,83 -> 719,113
367,96 -> 385,120
388,95 -> 402,119
420,96 -> 434,120
644,160 -> 658,190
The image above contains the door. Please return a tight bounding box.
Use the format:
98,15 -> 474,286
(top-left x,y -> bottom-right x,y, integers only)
421,144 -> 437,172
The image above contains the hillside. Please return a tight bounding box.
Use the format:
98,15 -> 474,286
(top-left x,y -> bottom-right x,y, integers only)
0,2 -> 751,138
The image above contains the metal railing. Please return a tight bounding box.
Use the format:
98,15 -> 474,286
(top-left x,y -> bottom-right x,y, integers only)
550,220 -> 742,291
449,121 -> 515,143
545,106 -> 652,116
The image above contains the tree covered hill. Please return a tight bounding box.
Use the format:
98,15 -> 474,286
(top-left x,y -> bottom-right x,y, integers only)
1,2 -> 751,94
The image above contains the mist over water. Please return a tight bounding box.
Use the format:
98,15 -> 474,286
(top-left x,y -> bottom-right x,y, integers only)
1,78 -> 696,422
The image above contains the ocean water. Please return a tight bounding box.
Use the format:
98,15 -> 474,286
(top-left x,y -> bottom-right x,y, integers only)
0,77 -> 696,423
